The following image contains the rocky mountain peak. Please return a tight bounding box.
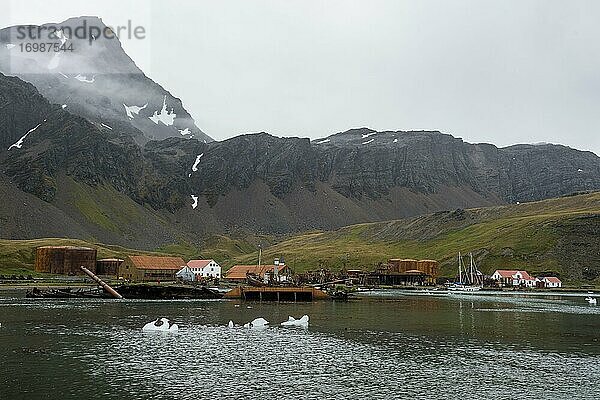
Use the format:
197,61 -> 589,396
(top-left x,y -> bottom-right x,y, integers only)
0,17 -> 212,144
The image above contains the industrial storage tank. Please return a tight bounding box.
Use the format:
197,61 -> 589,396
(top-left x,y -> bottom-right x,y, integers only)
417,260 -> 439,278
387,259 -> 403,273
95,258 -> 123,276
34,246 -> 97,275
398,259 -> 418,273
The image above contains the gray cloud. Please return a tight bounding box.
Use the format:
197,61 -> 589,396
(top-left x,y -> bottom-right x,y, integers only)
3,0 -> 599,155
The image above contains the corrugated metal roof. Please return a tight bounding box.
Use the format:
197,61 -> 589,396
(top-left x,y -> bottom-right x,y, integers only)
225,265 -> 287,280
127,255 -> 186,270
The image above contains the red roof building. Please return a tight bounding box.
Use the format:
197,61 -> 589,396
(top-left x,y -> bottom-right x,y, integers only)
491,269 -> 537,287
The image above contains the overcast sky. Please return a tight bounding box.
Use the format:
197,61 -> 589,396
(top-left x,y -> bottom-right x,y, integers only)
3,0 -> 599,155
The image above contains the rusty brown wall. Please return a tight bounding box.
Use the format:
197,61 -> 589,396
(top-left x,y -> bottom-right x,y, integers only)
34,247 -> 96,275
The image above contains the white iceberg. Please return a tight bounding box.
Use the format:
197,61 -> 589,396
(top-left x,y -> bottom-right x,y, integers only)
281,315 -> 309,327
142,318 -> 179,332
243,317 -> 269,329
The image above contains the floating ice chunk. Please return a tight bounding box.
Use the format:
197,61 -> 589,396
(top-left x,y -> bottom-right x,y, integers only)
578,168 -> 583,172
75,74 -> 95,83
243,317 -> 269,329
149,96 -> 176,126
281,315 -> 309,327
61,104 -> 67,109
101,123 -> 113,130
179,128 -> 191,136
362,139 -> 374,145
123,103 -> 148,119
5,44 -> 15,49
191,153 -> 204,172
191,195 -> 198,209
8,123 -> 42,150
586,297 -> 597,305
228,320 -> 234,328
142,318 -> 179,332
315,139 -> 330,144
393,138 -> 398,143
362,132 -> 376,139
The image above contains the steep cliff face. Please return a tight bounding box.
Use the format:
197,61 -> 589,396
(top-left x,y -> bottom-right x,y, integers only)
0,16 -> 211,145
1,72 -> 599,243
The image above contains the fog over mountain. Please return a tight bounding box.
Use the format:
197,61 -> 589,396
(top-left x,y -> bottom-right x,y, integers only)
2,0 -> 598,156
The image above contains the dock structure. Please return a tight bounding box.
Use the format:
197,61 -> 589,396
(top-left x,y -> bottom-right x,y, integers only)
224,286 -> 329,301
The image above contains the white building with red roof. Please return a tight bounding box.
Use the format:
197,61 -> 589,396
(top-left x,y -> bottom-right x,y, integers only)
537,276 -> 562,288
187,259 -> 221,279
491,269 -> 537,287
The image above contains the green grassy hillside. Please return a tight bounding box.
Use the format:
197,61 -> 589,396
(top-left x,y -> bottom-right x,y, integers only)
232,192 -> 600,285
0,234 -> 259,276
2,192 -> 598,285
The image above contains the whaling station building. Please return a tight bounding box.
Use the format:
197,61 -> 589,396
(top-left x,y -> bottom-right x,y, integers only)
118,256 -> 186,282
34,246 -> 97,275
225,259 -> 290,283
371,259 -> 439,286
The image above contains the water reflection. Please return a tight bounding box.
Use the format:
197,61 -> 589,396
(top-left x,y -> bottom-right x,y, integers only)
0,291 -> 599,399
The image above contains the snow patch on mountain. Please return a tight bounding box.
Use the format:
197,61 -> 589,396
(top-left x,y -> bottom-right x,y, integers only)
362,139 -> 374,145
362,132 -> 376,139
75,74 -> 95,83
8,123 -> 42,150
192,153 -> 204,172
149,96 -> 176,126
123,103 -> 148,119
315,139 -> 330,144
179,128 -> 191,136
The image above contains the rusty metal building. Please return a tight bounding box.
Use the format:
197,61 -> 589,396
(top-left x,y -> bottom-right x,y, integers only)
118,255 -> 186,282
372,258 -> 439,286
95,258 -> 124,276
34,246 -> 97,275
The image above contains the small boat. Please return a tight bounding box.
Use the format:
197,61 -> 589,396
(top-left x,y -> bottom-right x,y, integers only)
585,296 -> 597,305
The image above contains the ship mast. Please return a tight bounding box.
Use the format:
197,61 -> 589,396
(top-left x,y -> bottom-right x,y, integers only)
458,252 -> 463,284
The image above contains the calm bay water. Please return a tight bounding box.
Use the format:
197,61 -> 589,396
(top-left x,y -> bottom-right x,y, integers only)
0,290 -> 599,399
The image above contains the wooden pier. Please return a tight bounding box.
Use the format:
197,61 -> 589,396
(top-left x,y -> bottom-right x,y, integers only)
224,286 -> 329,301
